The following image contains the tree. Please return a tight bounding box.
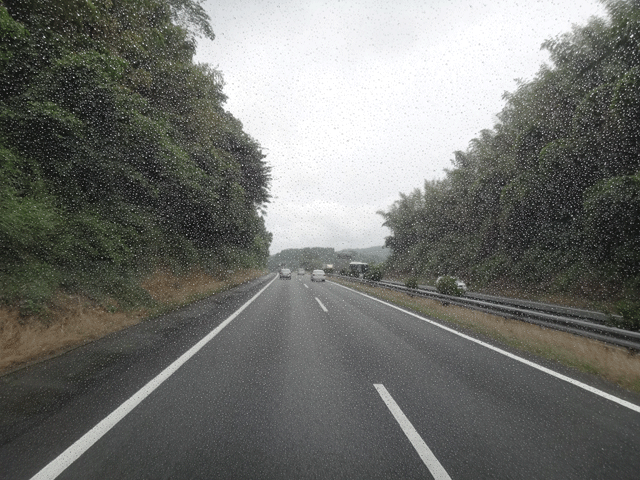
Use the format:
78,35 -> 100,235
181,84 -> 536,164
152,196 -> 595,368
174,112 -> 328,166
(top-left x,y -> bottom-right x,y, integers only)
0,0 -> 271,311
378,1 -> 640,300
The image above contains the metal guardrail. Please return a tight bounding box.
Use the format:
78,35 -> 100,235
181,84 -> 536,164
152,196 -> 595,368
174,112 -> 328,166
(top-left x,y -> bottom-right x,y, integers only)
378,280 -> 616,324
328,274 -> 640,351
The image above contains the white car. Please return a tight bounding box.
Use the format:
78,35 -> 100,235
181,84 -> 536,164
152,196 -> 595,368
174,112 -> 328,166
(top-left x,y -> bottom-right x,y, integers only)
311,269 -> 326,282
297,268 -> 305,275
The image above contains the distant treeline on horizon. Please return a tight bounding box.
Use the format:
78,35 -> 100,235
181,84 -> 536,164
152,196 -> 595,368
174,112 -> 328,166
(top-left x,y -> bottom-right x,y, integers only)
268,246 -> 389,271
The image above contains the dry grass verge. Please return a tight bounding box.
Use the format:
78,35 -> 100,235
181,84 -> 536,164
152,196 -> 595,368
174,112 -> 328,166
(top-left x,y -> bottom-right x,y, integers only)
0,269 -> 265,374
332,278 -> 640,394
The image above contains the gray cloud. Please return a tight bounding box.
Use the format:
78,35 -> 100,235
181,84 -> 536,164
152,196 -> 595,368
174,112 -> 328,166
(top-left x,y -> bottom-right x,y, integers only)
196,0 -> 605,254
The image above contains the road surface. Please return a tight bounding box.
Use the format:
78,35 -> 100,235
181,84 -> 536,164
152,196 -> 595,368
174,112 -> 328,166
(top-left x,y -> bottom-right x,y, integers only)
1,273 -> 639,479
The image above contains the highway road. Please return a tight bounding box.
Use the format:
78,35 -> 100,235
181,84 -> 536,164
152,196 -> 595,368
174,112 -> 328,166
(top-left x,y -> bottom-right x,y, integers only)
1,273 -> 640,479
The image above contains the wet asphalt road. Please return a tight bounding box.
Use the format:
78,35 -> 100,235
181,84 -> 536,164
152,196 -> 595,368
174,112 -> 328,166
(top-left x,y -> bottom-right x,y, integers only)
1,273 -> 640,479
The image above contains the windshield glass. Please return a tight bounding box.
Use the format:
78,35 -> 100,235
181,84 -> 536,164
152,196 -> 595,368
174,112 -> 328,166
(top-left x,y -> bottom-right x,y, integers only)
2,1 -> 640,479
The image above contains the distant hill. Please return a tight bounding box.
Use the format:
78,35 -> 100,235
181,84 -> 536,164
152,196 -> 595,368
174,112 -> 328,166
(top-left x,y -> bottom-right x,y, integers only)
338,246 -> 390,264
268,247 -> 335,271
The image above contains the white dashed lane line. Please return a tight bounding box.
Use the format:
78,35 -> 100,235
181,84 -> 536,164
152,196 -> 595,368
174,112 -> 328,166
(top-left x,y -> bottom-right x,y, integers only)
374,384 -> 452,480
304,284 -> 309,289
315,297 -> 328,312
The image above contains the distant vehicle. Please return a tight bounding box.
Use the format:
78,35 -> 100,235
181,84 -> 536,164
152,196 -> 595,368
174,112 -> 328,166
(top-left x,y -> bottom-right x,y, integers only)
297,268 -> 305,275
279,268 -> 292,279
349,262 -> 369,278
311,269 -> 326,282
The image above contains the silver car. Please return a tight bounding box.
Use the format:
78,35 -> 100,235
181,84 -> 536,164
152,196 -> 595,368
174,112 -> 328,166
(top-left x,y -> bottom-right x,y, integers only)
311,269 -> 326,282
279,268 -> 292,279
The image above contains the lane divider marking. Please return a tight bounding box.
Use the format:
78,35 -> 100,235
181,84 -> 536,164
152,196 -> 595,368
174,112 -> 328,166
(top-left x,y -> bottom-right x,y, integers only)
331,281 -> 640,414
31,274 -> 279,480
304,284 -> 309,289
374,384 -> 452,479
315,297 -> 328,312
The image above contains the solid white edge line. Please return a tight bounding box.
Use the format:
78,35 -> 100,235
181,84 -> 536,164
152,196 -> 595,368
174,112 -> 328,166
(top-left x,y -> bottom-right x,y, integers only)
330,281 -> 640,414
31,274 -> 279,480
315,297 -> 328,312
374,384 -> 452,480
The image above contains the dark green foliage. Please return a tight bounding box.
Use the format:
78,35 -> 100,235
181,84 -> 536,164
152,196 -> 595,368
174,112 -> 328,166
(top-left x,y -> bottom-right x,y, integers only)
584,173 -> 640,272
363,264 -> 384,282
380,1 -> 640,311
404,277 -> 418,289
0,260 -> 60,316
436,276 -> 463,296
611,300 -> 640,331
470,254 -> 512,285
0,1 -> 271,312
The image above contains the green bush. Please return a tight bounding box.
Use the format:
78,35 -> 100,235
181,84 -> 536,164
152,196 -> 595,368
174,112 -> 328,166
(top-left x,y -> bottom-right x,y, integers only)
610,300 -> 640,331
405,277 -> 418,289
436,275 -> 463,296
364,264 -> 384,282
0,260 -> 59,316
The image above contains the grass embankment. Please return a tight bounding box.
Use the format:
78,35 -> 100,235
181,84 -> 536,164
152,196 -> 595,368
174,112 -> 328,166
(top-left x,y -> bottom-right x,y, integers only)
0,269 -> 266,374
466,282 -> 619,313
387,275 -> 620,312
332,278 -> 640,395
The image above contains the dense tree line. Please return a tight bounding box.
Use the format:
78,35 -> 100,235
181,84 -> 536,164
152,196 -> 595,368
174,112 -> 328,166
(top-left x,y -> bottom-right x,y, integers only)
0,0 -> 271,313
379,0 -> 640,307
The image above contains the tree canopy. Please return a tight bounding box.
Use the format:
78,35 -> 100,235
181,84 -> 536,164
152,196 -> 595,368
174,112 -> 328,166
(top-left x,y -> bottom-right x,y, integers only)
379,0 -> 640,302
0,0 -> 271,312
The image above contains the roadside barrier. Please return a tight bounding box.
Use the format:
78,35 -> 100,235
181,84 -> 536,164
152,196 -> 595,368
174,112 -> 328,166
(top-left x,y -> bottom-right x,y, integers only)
328,274 -> 640,351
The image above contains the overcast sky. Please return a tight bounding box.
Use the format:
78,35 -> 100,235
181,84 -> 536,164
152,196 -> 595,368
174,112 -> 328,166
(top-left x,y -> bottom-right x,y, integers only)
195,0 -> 606,255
